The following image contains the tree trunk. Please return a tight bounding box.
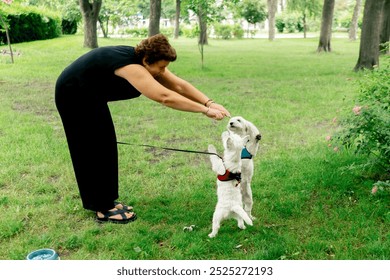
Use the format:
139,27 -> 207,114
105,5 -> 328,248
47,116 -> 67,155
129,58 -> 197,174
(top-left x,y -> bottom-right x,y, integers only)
379,0 -> 390,54
149,0 -> 161,37
303,13 -> 307,38
268,0 -> 278,41
198,7 -> 208,45
354,0 -> 386,71
197,5 -> 208,69
174,0 -> 181,39
0,14 -> 13,63
349,0 -> 361,41
98,18 -> 108,38
317,0 -> 335,52
79,0 -> 102,49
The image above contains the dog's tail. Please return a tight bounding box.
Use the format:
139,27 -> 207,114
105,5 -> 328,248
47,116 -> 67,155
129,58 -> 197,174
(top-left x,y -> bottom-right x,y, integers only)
231,205 -> 253,226
208,144 -> 226,175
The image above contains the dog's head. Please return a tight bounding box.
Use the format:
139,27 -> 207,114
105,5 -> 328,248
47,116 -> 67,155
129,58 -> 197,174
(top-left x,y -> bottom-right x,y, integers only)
227,116 -> 246,136
227,116 -> 261,141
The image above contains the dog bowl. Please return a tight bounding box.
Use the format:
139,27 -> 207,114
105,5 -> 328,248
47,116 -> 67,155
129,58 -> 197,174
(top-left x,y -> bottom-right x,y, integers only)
26,249 -> 59,260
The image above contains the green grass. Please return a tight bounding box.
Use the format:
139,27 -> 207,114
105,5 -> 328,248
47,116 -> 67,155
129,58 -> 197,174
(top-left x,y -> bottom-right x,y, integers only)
0,35 -> 388,260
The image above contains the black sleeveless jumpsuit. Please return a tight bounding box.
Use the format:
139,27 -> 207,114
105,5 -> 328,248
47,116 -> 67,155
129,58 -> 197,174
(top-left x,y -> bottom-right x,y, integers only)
55,46 -> 142,211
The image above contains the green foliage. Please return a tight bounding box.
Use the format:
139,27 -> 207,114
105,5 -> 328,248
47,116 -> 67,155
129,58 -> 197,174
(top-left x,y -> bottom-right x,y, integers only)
213,23 -> 244,39
180,25 -> 199,38
185,0 -> 221,23
333,58 -> 390,181
287,0 -> 322,18
0,3 -> 61,44
120,27 -> 148,38
232,24 -> 244,39
275,13 -> 304,33
61,18 -> 77,35
335,13 -> 362,30
213,24 -> 232,39
238,0 -> 267,25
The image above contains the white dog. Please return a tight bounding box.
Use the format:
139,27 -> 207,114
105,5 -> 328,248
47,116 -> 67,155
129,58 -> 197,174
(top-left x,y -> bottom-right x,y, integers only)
208,131 -> 252,238
227,116 -> 261,220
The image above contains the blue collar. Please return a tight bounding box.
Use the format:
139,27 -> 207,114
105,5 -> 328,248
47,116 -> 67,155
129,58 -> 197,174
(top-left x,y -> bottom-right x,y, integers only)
241,147 -> 253,159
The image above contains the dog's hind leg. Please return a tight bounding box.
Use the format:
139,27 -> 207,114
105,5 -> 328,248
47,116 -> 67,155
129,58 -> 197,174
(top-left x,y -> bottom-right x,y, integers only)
208,209 -> 223,238
241,180 -> 255,220
235,215 -> 246,230
231,205 -> 253,227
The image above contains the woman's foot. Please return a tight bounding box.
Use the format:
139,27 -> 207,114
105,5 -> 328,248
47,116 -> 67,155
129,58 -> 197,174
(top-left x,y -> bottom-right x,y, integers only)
96,208 -> 137,224
114,201 -> 133,212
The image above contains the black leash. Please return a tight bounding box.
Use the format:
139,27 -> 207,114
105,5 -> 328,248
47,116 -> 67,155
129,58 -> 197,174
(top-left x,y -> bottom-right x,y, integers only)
117,141 -> 223,160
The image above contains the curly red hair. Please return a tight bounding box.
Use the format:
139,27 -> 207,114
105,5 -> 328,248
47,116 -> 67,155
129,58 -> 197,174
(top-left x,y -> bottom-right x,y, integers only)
135,34 -> 177,64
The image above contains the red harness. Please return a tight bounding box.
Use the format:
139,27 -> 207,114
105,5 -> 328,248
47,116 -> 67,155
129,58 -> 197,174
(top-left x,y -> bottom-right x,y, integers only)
217,170 -> 241,187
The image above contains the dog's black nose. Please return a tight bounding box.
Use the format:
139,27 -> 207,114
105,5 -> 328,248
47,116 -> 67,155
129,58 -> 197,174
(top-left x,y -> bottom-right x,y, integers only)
230,122 -> 234,126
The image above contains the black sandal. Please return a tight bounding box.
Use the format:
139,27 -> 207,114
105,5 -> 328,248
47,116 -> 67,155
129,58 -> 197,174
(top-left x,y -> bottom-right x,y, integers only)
96,209 -> 137,224
114,201 -> 134,212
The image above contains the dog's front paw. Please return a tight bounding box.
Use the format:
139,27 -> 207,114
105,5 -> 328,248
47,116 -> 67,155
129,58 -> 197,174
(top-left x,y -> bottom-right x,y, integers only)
208,144 -> 217,154
238,224 -> 246,230
208,233 -> 216,238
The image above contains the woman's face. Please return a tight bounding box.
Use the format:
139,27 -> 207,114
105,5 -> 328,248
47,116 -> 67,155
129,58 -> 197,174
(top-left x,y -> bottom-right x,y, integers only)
143,59 -> 170,78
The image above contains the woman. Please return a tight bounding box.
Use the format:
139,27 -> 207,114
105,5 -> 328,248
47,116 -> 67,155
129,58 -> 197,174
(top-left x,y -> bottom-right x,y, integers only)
55,34 -> 230,224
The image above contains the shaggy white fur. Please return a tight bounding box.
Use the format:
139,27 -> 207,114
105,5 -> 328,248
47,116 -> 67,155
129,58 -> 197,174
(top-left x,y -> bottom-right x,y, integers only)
227,116 -> 261,220
208,131 -> 252,238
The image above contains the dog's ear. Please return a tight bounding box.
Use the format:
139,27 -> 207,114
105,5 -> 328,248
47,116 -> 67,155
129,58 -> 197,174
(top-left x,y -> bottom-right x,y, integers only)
255,134 -> 262,141
245,120 -> 260,137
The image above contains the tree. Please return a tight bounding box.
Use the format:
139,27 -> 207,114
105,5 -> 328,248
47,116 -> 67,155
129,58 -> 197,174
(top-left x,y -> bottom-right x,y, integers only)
348,0 -> 361,41
0,0 -> 13,63
267,0 -> 278,41
379,0 -> 390,54
354,0 -> 386,71
185,0 -> 238,67
149,0 -> 161,36
185,0 -> 211,68
288,0 -> 322,38
239,0 -> 267,38
317,0 -> 335,52
97,0 -> 118,38
174,0 -> 181,39
79,0 -> 102,49
186,0 -> 209,45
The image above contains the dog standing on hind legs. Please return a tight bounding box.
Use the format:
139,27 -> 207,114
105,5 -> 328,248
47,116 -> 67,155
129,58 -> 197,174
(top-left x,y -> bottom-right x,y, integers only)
208,131 -> 252,238
227,116 -> 261,220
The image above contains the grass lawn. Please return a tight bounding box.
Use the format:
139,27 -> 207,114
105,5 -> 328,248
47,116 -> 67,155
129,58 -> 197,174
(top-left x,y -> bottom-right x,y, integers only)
0,35 -> 388,260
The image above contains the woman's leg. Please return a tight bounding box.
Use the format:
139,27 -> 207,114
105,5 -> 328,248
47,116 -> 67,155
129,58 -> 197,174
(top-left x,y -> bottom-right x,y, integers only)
55,91 -> 118,212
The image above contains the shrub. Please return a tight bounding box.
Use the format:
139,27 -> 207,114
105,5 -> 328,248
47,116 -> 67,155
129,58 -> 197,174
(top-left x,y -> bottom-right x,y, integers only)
275,13 -> 303,33
160,27 -> 174,38
332,58 -> 390,183
275,16 -> 285,33
213,24 -> 232,39
0,3 -> 61,44
181,25 -> 198,39
121,27 -> 148,38
232,24 -> 244,39
61,19 -> 77,35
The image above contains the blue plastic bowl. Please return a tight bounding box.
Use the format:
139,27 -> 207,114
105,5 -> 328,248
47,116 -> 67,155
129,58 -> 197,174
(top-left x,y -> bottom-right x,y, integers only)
26,249 -> 59,260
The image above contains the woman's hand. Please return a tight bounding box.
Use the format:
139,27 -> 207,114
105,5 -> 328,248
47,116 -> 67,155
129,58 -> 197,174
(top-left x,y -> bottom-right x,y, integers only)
204,106 -> 230,120
209,103 -> 231,118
